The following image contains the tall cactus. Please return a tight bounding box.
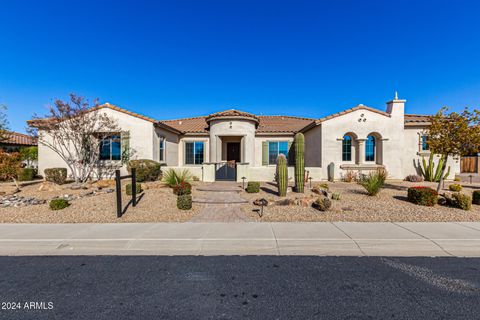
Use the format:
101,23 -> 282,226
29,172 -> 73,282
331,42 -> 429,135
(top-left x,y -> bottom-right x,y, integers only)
419,153 -> 450,182
294,133 -> 305,193
276,154 -> 288,197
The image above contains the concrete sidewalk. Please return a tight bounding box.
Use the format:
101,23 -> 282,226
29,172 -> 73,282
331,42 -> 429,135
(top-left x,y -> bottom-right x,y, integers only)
0,222 -> 479,256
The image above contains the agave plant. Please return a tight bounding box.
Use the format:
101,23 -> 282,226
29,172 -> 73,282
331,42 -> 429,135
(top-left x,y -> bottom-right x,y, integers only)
162,168 -> 192,187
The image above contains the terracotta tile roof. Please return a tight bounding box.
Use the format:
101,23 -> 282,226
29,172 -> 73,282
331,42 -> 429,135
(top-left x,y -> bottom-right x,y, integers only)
206,109 -> 259,123
160,117 -> 209,134
257,115 -> 314,133
2,131 -> 37,146
404,114 -> 431,125
160,113 -> 315,134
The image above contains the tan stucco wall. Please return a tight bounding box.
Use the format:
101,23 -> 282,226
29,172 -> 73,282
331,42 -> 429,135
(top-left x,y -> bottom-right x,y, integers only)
318,105 -> 405,179
209,119 -> 256,164
403,127 -> 460,179
37,108 -> 157,177
153,127 -> 179,166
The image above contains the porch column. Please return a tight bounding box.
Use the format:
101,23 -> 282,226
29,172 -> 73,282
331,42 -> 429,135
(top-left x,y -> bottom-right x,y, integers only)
357,139 -> 366,164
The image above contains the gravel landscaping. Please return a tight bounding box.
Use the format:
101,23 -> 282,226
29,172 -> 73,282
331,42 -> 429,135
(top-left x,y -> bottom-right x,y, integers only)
241,181 -> 480,222
0,180 -> 200,223
1,179 -> 479,223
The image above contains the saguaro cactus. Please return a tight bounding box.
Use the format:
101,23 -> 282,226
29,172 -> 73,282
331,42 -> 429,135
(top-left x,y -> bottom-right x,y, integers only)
276,154 -> 288,197
294,133 -> 305,193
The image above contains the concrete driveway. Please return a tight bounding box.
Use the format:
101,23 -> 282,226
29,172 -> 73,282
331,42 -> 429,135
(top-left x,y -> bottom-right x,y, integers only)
0,222 -> 479,256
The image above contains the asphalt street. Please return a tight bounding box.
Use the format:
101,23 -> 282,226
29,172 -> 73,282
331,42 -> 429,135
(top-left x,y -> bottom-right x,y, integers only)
0,256 -> 479,319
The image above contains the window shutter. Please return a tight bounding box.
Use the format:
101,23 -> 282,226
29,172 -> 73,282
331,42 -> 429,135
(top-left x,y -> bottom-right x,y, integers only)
288,141 -> 293,166
121,131 -> 130,164
262,141 -> 269,166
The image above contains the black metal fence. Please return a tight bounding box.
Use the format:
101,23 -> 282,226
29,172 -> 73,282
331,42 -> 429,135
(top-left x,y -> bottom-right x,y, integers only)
115,168 -> 137,218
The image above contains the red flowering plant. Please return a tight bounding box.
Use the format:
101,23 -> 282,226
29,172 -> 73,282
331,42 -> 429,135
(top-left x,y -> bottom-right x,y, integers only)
173,181 -> 192,196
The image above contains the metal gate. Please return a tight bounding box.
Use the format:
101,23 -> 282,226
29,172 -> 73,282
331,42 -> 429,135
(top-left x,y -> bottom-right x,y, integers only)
215,161 -> 237,181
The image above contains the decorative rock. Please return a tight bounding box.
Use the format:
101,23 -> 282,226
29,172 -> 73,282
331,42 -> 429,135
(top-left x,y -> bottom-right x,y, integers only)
38,182 -> 62,192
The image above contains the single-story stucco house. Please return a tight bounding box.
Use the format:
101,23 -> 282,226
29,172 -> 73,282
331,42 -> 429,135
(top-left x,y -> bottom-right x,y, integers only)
30,94 -> 460,182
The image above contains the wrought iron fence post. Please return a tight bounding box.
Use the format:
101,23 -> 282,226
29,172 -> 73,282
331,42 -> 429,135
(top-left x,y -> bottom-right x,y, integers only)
131,168 -> 137,207
115,170 -> 122,218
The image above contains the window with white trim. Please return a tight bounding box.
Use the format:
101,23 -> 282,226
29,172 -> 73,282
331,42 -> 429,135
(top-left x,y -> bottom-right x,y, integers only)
185,141 -> 204,165
159,137 -> 165,162
268,141 -> 289,165
99,134 -> 121,161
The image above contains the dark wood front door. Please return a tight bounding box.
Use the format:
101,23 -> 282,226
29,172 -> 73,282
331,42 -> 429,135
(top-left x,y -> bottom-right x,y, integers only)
227,142 -> 241,162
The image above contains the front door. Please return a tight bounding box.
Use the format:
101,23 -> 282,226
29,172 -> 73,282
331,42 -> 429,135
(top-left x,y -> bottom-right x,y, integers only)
227,142 -> 241,162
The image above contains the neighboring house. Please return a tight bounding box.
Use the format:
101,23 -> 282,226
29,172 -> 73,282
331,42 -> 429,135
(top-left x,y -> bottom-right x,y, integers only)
29,94 -> 460,182
0,131 -> 37,152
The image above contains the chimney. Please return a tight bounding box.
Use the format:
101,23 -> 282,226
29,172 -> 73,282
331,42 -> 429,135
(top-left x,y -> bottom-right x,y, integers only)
386,91 -> 406,117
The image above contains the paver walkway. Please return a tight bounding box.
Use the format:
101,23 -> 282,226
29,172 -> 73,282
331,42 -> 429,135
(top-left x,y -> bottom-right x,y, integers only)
191,182 -> 252,222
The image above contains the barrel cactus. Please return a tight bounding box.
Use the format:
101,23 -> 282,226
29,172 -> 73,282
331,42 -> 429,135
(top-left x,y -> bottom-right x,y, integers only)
294,133 -> 305,193
276,154 -> 288,197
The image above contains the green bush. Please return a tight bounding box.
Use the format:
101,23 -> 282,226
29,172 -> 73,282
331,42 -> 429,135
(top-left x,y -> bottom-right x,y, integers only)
177,194 -> 192,210
163,169 -> 192,187
17,168 -> 35,181
313,196 -> 331,211
449,184 -> 462,192
44,168 -> 67,184
451,193 -> 472,211
246,181 -> 260,193
407,186 -> 438,206
173,182 -> 192,195
127,159 -> 162,182
126,183 -> 143,196
472,191 -> 480,205
331,193 -> 341,200
357,169 -> 387,196
49,199 -> 70,210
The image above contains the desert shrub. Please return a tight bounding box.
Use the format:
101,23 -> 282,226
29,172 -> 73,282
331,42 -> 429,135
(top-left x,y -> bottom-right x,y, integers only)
163,169 -> 192,187
126,183 -> 143,196
192,176 -> 200,182
49,198 -> 70,210
318,183 -> 329,191
407,186 -> 438,206
331,193 -> 341,200
341,170 -> 357,182
451,193 -> 472,211
454,177 -> 461,182
357,169 -> 387,196
44,168 -> 67,184
17,168 -> 35,181
127,159 -> 162,182
246,181 -> 260,193
405,174 -> 423,182
448,184 -> 462,192
313,196 -> 332,211
173,181 -> 192,195
177,194 -> 192,210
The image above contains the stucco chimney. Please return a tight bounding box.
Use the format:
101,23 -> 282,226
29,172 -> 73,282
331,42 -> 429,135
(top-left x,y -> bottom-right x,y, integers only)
386,91 -> 406,117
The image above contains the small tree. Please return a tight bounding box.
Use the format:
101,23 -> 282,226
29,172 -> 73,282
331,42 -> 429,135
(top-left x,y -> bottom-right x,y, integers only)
428,107 -> 480,191
20,146 -> 38,168
0,151 -> 22,190
29,94 -> 120,185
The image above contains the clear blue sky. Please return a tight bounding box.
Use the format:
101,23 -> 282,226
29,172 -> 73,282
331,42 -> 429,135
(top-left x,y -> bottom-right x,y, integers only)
1,0 -> 479,133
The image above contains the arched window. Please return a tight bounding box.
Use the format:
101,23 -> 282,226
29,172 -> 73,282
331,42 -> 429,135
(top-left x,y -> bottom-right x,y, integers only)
365,135 -> 375,162
342,135 -> 352,161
